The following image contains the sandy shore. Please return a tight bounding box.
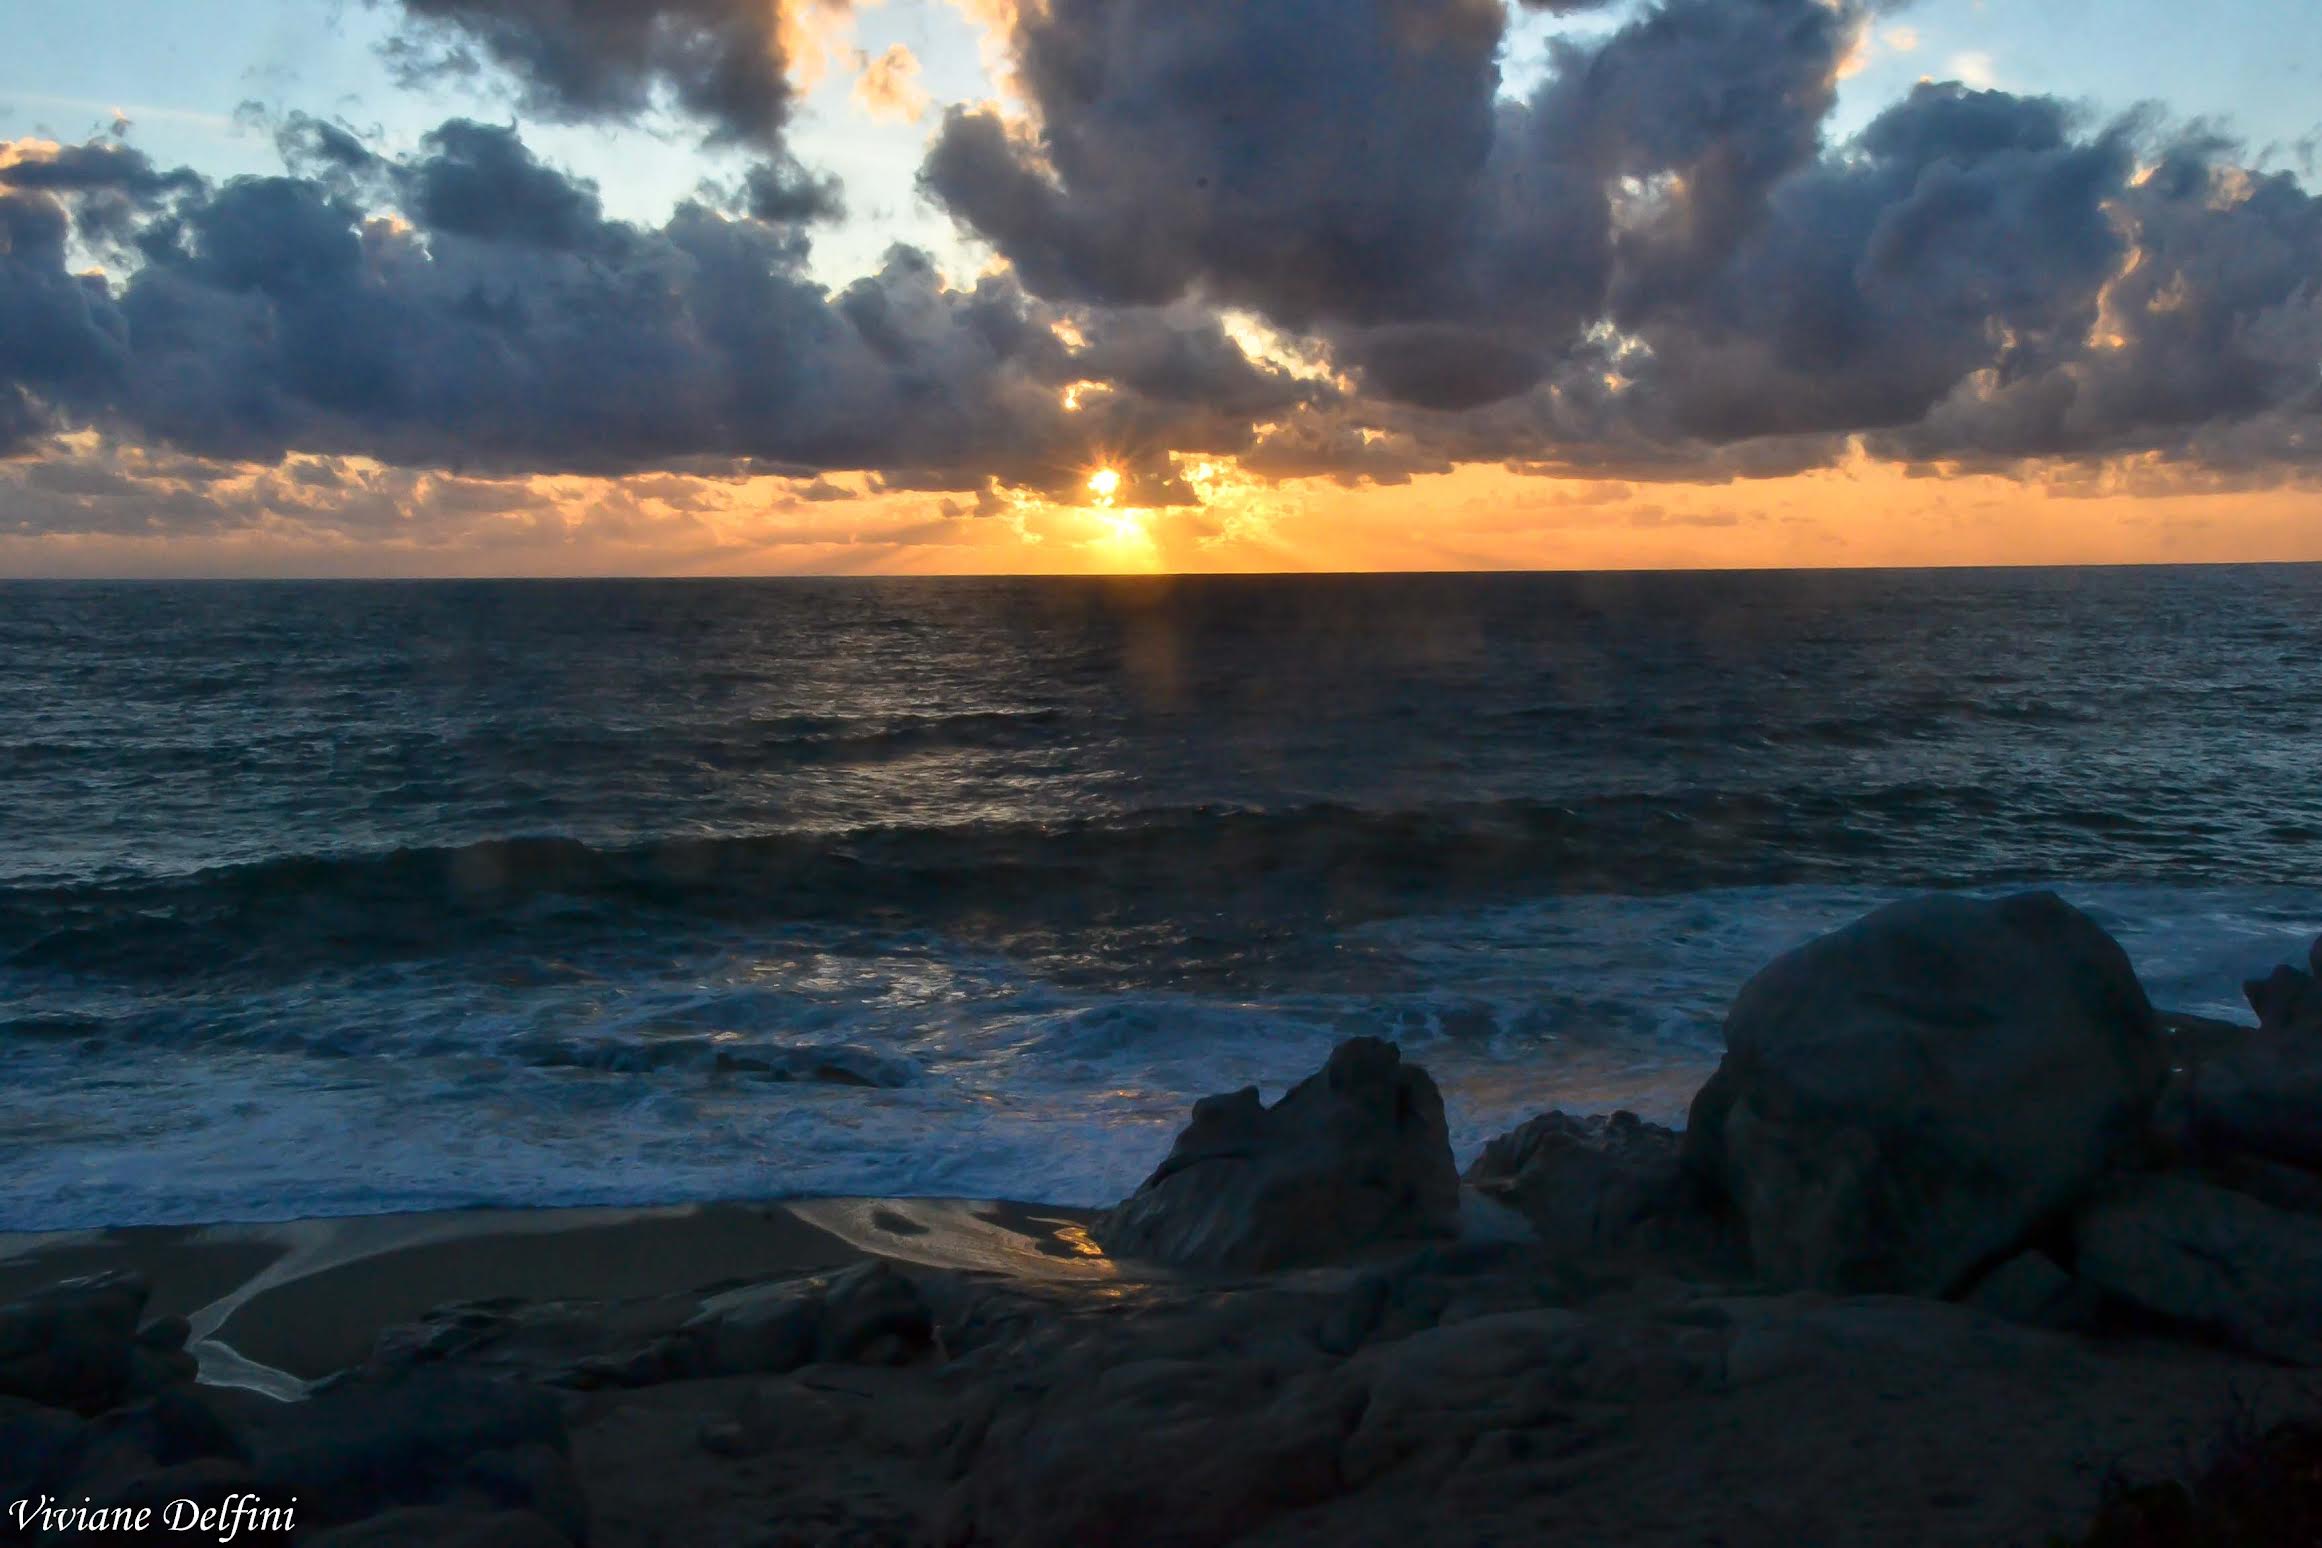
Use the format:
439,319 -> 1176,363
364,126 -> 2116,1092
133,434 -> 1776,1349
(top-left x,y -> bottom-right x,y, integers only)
0,1196 -> 1102,1394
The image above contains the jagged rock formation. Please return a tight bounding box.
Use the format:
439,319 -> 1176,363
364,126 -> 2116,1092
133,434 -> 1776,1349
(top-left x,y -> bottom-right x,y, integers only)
1091,1036 -> 1461,1271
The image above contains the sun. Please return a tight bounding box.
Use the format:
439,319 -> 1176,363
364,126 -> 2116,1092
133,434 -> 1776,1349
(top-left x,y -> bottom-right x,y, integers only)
1087,467 -> 1122,502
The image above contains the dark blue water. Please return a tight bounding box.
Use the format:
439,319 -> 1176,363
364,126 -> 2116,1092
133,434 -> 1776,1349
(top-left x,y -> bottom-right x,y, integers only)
4,568 -> 2319,1229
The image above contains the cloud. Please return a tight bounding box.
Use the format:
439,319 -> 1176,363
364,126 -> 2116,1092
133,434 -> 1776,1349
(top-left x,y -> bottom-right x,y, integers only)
921,0 -> 2322,483
921,0 -> 1853,411
853,44 -> 930,124
0,120 -> 1324,499
7,0 -> 2322,520
377,0 -> 806,147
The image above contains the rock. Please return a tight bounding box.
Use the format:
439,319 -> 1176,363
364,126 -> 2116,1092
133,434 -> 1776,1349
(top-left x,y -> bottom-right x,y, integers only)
2184,1039 -> 2322,1175
679,1283 -> 821,1378
462,1442 -> 591,1547
303,1507 -> 574,1548
237,1368 -> 576,1533
1336,1307 -> 1683,1486
934,1355 -> 1359,1548
1315,1273 -> 1393,1356
1092,1038 -> 1461,1272
1464,1110 -> 1706,1260
1962,1251 -> 2094,1331
2162,1009 -> 2262,1055
136,1313 -> 193,1353
0,1393 -> 89,1498
82,1387 -> 250,1473
2073,1175 -> 2322,1364
672,1261 -> 936,1381
2206,1153 -> 2322,1217
2244,936 -> 2322,1037
820,1261 -> 938,1364
1683,892 -> 2166,1296
0,1270 -> 152,1415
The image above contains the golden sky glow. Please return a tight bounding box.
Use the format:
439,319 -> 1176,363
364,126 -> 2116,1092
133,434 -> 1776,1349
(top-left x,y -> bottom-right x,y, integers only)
5,440 -> 2318,579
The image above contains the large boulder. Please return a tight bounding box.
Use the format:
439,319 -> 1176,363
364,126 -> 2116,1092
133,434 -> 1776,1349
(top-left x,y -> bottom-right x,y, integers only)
1092,1038 -> 1460,1272
1683,892 -> 2167,1296
2073,1175 -> 2322,1364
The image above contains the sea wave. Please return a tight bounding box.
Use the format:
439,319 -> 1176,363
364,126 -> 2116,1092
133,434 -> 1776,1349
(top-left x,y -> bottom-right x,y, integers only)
0,788 -> 2166,981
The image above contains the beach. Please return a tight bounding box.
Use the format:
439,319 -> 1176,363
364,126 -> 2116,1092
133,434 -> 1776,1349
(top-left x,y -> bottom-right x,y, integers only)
9,575 -> 2322,1543
9,892 -> 2322,1545
5,1158 -> 2318,1544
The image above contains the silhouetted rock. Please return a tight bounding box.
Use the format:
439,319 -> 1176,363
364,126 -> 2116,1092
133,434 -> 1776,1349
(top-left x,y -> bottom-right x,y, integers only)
934,1348 -> 1360,1547
1465,1110 -> 1717,1262
2184,1038 -> 2322,1177
1092,1037 -> 1460,1271
0,1270 -> 153,1415
2073,1175 -> 2322,1365
236,1368 -> 580,1535
74,1387 -> 249,1485
1963,1251 -> 2096,1331
673,1260 -> 936,1379
2244,936 -> 2322,1037
1684,892 -> 2166,1296
0,1393 -> 89,1499
549,1260 -> 945,1390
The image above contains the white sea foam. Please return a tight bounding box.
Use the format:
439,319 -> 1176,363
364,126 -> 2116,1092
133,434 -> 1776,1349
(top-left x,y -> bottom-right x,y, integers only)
4,880 -> 2313,1231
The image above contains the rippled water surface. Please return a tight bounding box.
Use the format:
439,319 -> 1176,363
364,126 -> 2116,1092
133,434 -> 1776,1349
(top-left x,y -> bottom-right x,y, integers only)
4,569 -> 2318,1228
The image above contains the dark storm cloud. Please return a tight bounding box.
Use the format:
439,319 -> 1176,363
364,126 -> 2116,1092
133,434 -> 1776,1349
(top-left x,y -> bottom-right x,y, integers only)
0,187 -> 129,453
0,122 -> 1320,492
926,0 -> 2322,478
1608,83 -> 2136,444
7,0 -> 2322,501
920,0 -> 1511,324
0,142 -> 202,199
400,119 -> 612,250
379,0 -> 799,148
735,156 -> 846,225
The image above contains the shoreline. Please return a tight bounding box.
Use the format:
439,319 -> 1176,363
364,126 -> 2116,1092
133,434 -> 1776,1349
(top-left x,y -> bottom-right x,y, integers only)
0,1196 -> 1107,1396
4,903 -> 2318,1544
1,1002 -> 2249,1393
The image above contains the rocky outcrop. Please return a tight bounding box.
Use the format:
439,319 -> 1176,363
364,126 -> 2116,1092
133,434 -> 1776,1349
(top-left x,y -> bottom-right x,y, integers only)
0,1270 -> 193,1417
1462,1109 -> 1735,1273
233,1367 -> 586,1540
548,1260 -> 939,1390
2244,935 -> 2322,1038
1092,1037 -> 1461,1271
673,1260 -> 935,1378
12,896 -> 2322,1548
0,1267 -> 591,1548
1961,1251 -> 2096,1331
2072,1175 -> 2322,1365
1683,891 -> 2167,1296
2164,946 -> 2322,1174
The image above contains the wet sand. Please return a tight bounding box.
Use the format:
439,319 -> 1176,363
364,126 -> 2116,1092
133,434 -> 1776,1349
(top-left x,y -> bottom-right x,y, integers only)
0,1197 -> 1103,1393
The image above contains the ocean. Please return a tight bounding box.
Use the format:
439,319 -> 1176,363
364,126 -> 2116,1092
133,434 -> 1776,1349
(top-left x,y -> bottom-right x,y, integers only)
4,567 -> 2319,1232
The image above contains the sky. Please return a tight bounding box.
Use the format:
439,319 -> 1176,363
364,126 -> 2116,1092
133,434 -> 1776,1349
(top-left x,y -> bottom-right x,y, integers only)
2,0 -> 2319,576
